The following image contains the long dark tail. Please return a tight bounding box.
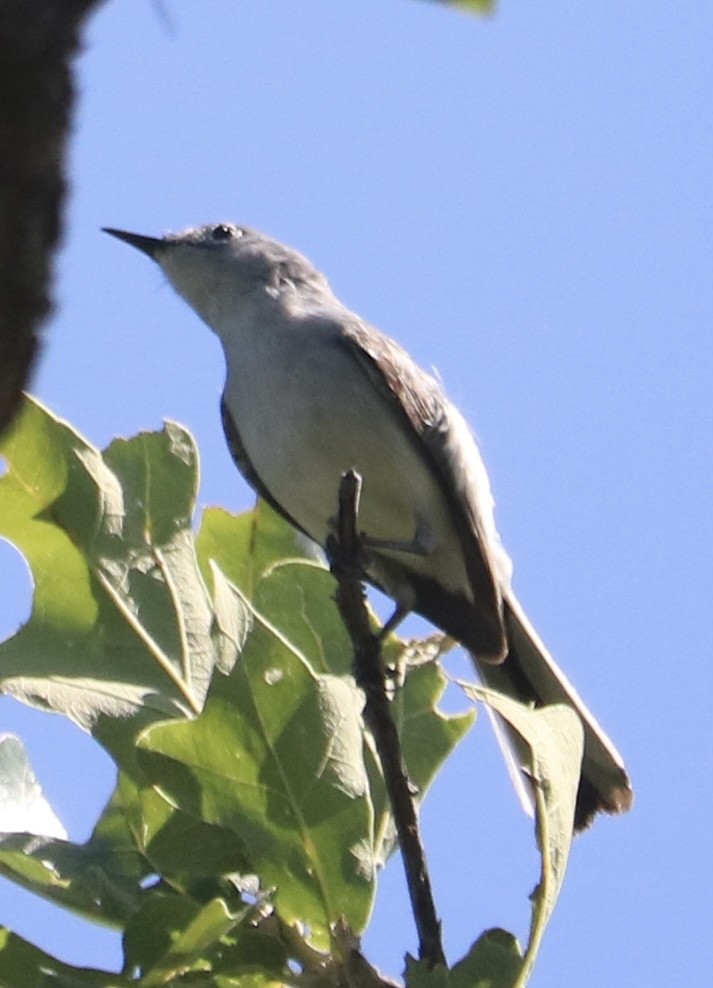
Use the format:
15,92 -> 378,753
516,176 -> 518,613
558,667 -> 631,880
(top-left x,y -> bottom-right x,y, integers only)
473,589 -> 633,831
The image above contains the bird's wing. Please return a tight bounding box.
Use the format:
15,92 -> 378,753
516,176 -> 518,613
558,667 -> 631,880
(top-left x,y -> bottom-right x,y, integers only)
339,317 -> 507,661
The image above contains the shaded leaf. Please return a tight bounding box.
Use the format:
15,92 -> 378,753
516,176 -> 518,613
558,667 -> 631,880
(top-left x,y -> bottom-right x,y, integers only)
117,770 -> 252,885
0,927 -> 124,988
124,893 -> 254,985
0,738 -> 147,927
449,929 -> 523,988
0,788 -> 148,929
405,929 -> 522,988
123,892 -> 202,978
199,506 -> 475,861
88,784 -> 148,883
140,898 -> 251,987
208,924 -> 289,980
137,614 -> 375,948
0,831 -> 143,928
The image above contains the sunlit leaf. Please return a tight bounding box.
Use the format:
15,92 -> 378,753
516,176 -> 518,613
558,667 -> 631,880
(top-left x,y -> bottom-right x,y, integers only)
460,685 -> 583,984
0,398 -> 242,763
371,659 -> 475,862
0,733 -> 66,838
198,503 -> 354,677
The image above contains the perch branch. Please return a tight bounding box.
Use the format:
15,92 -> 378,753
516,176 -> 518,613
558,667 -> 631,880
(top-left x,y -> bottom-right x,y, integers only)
326,470 -> 446,969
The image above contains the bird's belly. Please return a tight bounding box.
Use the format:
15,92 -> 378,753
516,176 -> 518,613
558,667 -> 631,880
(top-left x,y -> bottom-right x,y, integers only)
223,340 -> 470,596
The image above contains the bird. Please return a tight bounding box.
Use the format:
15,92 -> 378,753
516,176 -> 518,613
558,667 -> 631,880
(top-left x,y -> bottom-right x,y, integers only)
104,221 -> 633,831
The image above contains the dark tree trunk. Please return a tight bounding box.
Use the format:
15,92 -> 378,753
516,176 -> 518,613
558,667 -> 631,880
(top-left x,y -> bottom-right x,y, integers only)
0,0 -> 104,435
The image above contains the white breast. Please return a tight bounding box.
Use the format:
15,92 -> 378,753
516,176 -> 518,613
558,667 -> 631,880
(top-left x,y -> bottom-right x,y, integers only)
220,302 -> 477,597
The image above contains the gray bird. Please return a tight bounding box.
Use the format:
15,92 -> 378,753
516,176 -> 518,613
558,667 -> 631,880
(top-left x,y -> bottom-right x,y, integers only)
104,222 -> 633,830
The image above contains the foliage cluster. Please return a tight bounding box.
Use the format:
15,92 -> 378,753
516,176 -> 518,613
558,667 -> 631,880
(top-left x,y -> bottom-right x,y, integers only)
0,399 -> 581,987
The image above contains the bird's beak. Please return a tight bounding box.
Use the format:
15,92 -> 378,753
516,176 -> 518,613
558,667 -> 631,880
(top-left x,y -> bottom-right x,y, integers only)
103,227 -> 165,260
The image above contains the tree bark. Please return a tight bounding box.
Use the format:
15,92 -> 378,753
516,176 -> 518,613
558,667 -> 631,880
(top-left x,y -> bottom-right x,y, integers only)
0,0 -> 104,435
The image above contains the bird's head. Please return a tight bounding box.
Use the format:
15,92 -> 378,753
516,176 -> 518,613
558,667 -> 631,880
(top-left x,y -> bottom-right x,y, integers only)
104,222 -> 328,332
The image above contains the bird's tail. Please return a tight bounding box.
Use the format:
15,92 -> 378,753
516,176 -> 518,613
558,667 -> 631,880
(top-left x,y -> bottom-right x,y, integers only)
473,589 -> 633,831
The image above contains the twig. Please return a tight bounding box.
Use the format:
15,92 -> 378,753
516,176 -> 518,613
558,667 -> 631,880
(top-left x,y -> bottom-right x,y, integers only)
326,470 -> 446,969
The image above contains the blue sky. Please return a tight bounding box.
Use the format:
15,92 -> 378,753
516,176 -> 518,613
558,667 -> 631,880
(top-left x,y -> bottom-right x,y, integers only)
1,1 -> 712,985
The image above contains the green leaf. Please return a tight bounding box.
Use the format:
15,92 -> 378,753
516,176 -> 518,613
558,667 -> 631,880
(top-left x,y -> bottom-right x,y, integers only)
0,398 -> 240,763
371,658 -> 475,862
124,894 -> 256,986
429,0 -> 495,16
214,977 -> 286,988
0,733 -> 66,837
404,955 -> 448,988
0,927 -> 125,988
0,829 -> 145,928
197,501 -> 313,599
208,924 -> 289,980
449,929 -> 523,988
199,506 -> 475,854
116,770 -> 253,885
460,685 -> 583,986
136,613 -> 375,949
0,401 -> 478,972
88,784 -> 148,885
0,777 -> 150,928
209,560 -> 254,675
123,892 -> 202,979
198,503 -> 355,677
253,559 -> 355,677
405,929 -> 523,988
395,650 -> 475,797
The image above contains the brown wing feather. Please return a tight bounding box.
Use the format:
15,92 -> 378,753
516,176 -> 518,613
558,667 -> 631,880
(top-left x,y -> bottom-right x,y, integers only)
339,319 -> 507,661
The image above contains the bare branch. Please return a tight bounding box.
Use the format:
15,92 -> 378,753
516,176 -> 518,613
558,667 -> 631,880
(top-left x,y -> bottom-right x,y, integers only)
327,470 -> 446,970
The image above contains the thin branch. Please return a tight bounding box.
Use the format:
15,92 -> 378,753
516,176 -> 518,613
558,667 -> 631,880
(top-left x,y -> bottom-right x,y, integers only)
326,470 -> 446,969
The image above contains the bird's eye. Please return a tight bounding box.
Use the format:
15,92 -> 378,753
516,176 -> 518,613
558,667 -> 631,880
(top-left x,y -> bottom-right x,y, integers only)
211,224 -> 242,241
